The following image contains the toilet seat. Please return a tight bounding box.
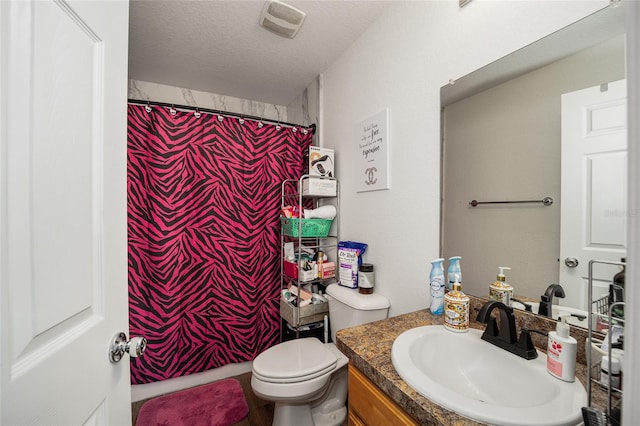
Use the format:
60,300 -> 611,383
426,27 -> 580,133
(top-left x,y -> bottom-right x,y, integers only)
253,338 -> 337,384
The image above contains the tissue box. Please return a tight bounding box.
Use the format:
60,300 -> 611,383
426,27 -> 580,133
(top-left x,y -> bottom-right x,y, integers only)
302,178 -> 337,197
308,146 -> 335,177
320,262 -> 336,279
284,260 -> 318,282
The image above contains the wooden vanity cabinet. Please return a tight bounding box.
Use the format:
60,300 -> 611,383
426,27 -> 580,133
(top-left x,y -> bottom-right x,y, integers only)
348,363 -> 419,426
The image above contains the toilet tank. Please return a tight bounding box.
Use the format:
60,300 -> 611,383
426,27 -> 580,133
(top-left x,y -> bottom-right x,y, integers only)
325,284 -> 390,343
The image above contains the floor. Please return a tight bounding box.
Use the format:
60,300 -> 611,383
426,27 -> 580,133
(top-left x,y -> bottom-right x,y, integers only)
131,371 -> 274,426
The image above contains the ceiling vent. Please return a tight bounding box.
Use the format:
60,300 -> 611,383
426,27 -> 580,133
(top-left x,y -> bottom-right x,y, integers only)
259,0 -> 306,39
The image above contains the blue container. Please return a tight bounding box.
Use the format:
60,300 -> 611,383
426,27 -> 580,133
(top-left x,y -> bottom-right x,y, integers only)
429,258 -> 445,315
447,256 -> 462,292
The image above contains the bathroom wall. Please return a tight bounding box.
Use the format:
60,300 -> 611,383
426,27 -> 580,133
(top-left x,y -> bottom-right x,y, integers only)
442,36 -> 625,301
320,0 -> 609,317
287,75 -> 320,128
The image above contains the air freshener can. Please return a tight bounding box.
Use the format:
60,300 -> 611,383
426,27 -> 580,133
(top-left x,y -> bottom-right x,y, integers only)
429,258 -> 445,315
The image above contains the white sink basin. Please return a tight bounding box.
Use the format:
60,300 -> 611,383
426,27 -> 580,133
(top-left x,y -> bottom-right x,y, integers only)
391,325 -> 587,426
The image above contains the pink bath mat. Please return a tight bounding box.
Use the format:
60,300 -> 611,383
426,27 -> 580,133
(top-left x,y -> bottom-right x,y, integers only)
136,378 -> 249,426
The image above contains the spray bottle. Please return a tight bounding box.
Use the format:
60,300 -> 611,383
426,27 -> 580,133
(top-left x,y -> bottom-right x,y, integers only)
429,258 -> 445,315
446,256 -> 462,291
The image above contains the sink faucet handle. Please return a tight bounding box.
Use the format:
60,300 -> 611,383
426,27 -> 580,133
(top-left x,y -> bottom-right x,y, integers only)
511,297 -> 532,312
517,328 -> 547,360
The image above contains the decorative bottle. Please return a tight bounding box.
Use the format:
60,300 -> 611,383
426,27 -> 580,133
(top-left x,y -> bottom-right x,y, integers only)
444,275 -> 469,332
446,256 -> 462,292
429,258 -> 445,315
489,266 -> 513,306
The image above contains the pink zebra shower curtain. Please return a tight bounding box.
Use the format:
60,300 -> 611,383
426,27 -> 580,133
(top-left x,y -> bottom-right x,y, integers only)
127,104 -> 313,384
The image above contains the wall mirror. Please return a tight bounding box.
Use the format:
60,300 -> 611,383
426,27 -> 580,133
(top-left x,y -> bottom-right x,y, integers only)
440,3 -> 627,329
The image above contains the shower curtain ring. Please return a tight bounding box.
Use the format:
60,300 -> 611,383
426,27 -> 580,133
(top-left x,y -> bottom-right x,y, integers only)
238,117 -> 245,124
194,108 -> 201,118
169,105 -> 177,115
145,102 -> 152,112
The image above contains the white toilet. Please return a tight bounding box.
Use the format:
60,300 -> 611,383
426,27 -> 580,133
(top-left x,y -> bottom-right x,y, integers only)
251,283 -> 390,426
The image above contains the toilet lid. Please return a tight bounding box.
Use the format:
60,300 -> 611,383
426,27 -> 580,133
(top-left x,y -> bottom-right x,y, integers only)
253,338 -> 337,383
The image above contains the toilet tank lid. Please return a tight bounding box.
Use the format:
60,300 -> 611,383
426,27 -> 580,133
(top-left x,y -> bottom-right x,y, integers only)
326,284 -> 390,310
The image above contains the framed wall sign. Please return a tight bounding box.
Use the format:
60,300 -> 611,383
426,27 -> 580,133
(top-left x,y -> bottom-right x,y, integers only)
356,108 -> 390,192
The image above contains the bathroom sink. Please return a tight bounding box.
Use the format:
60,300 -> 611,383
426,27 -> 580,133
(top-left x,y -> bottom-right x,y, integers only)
391,326 -> 587,426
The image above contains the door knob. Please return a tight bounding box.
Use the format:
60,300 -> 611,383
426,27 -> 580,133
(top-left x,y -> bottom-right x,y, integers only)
109,332 -> 147,363
564,257 -> 579,268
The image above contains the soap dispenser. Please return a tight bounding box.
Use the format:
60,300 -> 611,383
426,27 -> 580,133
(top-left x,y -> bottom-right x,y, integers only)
444,275 -> 469,333
547,315 -> 577,382
489,266 -> 513,306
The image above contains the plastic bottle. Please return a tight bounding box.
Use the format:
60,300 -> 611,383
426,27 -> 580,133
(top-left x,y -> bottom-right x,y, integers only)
601,354 -> 621,390
358,263 -> 374,294
610,257 -> 625,318
444,275 -> 469,332
489,266 -> 513,306
446,256 -> 462,292
546,315 -> 577,382
613,257 -> 626,287
429,258 -> 445,315
316,250 -> 324,279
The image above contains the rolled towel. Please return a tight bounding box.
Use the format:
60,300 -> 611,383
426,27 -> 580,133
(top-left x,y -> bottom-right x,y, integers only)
303,205 -> 336,220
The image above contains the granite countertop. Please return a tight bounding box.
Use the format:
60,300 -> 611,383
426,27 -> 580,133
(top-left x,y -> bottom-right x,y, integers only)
335,297 -> 617,425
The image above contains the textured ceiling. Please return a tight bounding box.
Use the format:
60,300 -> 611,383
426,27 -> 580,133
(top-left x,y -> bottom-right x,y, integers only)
128,0 -> 391,106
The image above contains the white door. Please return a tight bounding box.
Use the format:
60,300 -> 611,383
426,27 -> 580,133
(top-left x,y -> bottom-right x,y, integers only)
560,79 -> 627,312
1,1 -> 131,424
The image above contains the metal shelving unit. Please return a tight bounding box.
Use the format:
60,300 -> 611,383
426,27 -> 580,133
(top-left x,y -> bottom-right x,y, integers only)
586,259 -> 625,424
280,175 -> 339,340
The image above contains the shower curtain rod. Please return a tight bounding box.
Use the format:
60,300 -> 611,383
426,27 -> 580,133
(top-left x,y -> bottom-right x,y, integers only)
127,99 -> 316,135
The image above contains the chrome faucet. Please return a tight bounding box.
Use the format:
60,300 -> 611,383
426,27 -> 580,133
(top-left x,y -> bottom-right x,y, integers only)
538,284 -> 566,317
476,301 -> 538,360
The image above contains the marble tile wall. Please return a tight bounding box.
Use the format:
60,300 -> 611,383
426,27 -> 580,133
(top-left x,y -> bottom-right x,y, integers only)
128,79 -> 289,122
129,78 -> 320,138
